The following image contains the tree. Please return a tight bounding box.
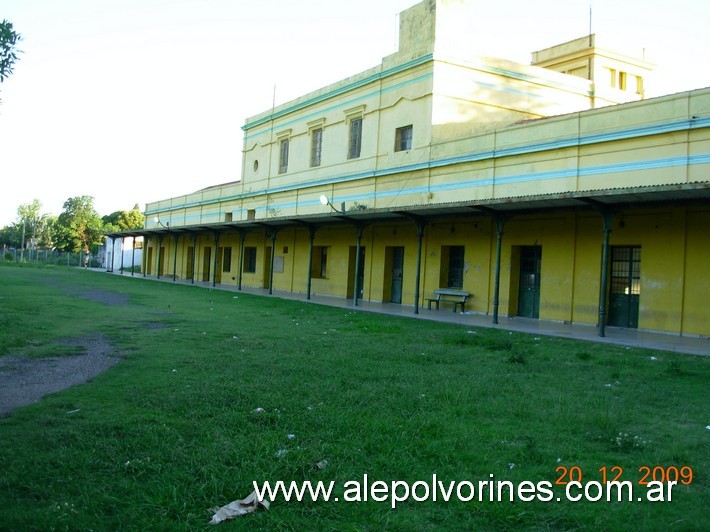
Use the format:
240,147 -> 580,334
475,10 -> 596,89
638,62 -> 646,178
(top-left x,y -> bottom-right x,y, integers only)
17,199 -> 41,250
17,199 -> 41,223
36,214 -> 57,250
53,196 -> 104,253
14,200 -> 55,251
102,204 -> 145,232
0,223 -> 22,248
1,20 -> 22,84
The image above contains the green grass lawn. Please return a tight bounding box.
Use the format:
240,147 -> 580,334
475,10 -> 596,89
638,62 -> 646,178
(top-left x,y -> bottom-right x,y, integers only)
0,264 -> 708,530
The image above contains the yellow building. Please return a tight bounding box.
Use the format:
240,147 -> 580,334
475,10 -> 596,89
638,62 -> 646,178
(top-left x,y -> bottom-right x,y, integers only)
111,0 -> 710,337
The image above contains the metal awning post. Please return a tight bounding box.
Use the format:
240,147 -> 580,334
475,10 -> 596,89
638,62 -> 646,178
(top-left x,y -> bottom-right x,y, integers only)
598,210 -> 614,337
131,236 -> 136,276
413,220 -> 425,314
172,234 -> 179,282
492,217 -> 507,324
191,233 -> 198,284
353,224 -> 364,306
106,238 -> 112,272
306,226 -> 316,300
142,236 -> 148,277
120,236 -> 125,274
157,235 -> 164,279
212,232 -> 220,287
268,230 -> 277,295
237,230 -> 246,290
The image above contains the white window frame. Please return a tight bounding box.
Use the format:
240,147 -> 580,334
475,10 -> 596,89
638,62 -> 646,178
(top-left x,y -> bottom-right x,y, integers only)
395,125 -> 413,152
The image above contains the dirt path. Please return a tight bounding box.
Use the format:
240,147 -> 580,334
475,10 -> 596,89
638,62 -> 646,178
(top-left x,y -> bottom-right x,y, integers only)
0,283 -> 130,417
0,333 -> 121,417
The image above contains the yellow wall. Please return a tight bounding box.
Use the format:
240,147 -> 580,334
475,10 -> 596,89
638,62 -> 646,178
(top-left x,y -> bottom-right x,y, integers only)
140,205 -> 710,337
682,209 -> 710,335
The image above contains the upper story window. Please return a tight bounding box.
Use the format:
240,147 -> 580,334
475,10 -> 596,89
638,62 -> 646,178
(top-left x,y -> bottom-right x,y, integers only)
278,137 -> 289,174
618,71 -> 627,91
634,75 -> 644,95
311,128 -> 323,167
607,68 -> 617,88
395,125 -> 413,152
348,117 -> 362,159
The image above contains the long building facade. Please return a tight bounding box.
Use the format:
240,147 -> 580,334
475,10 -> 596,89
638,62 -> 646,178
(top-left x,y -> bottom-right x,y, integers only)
110,0 -> 710,337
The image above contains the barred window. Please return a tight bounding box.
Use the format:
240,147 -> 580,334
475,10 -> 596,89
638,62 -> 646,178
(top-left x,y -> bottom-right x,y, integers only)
243,247 -> 257,273
395,125 -> 413,152
311,128 -> 323,167
278,138 -> 289,174
348,117 -> 362,159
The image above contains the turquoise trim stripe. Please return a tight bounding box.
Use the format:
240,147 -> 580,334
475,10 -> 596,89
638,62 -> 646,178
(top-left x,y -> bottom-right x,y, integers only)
221,152 -> 706,217
244,73 -> 434,142
317,153 -> 707,206
146,117 -> 710,216
242,52 -> 590,134
242,54 -> 434,132
149,151 -> 709,218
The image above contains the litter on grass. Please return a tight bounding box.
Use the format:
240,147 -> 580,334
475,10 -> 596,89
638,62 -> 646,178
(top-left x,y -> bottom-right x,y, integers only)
209,491 -> 270,524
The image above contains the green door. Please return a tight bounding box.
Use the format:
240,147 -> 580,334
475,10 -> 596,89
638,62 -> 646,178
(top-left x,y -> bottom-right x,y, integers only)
146,247 -> 153,274
158,246 -> 166,276
608,246 -> 641,328
390,246 -> 404,304
518,246 -> 541,319
186,246 -> 194,279
202,247 -> 211,282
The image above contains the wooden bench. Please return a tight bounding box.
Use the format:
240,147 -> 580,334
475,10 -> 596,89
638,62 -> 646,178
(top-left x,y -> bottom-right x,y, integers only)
425,289 -> 470,312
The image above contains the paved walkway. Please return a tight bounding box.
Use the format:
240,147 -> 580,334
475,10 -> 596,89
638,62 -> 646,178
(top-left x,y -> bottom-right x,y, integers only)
103,270 -> 709,356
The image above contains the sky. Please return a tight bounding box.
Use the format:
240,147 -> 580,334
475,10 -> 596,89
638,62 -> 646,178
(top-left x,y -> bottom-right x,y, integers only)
1,0 -> 709,227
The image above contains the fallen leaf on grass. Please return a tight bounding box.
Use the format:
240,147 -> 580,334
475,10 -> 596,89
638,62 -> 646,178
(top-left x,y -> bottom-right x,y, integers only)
210,491 -> 270,524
